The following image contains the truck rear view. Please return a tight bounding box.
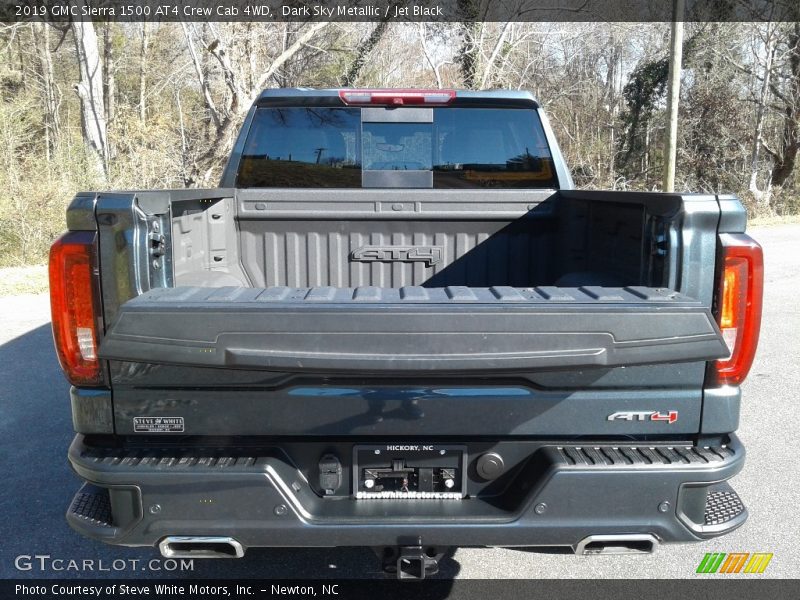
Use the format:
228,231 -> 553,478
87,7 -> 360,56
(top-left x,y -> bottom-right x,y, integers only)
49,89 -> 763,578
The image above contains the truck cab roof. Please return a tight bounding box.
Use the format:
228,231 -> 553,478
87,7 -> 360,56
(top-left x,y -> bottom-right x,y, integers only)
255,87 -> 540,108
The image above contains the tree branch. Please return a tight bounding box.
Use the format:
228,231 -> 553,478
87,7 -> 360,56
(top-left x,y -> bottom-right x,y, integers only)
246,22 -> 329,109
181,22 -> 221,129
761,140 -> 781,161
479,22 -> 513,89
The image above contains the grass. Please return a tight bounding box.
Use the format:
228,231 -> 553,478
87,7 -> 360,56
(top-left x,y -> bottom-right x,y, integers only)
0,265 -> 48,297
748,214 -> 800,227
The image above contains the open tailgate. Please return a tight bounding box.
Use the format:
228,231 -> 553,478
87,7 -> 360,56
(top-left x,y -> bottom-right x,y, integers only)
99,284 -> 727,373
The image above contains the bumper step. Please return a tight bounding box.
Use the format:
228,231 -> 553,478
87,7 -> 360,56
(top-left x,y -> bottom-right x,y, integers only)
65,482 -> 141,542
705,482 -> 746,527
554,444 -> 735,468
74,441 -> 737,474
68,484 -> 113,526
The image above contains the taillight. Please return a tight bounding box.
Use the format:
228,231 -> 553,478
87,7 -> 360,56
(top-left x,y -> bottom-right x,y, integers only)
710,233 -> 764,386
49,231 -> 104,386
339,89 -> 455,106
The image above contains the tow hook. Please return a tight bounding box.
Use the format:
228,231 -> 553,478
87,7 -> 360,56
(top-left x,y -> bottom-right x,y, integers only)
377,545 -> 445,579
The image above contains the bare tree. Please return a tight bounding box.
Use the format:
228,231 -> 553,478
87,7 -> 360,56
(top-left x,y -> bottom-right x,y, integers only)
478,22 -> 512,89
32,21 -> 60,162
748,23 -> 778,202
418,24 -> 441,88
182,22 -> 221,130
4,19 -> 800,269
342,19 -> 391,87
762,22 -> 800,188
139,23 -> 148,124
70,7 -> 107,180
663,0 -> 685,192
102,23 -> 115,126
182,22 -> 329,185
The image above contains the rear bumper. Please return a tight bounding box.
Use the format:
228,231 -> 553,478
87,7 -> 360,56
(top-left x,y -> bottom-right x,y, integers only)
67,434 -> 747,551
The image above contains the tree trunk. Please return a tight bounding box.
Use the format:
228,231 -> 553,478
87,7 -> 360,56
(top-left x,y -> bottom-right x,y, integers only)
457,0 -> 483,89
139,23 -> 148,124
768,23 -> 800,188
182,23 -> 221,131
33,21 -> 60,162
459,21 -> 482,89
606,32 -> 622,186
175,88 -> 189,187
749,26 -> 776,203
418,24 -> 443,89
479,22 -> 512,89
103,23 -> 115,134
276,23 -> 289,87
71,8 -> 108,181
662,0 -> 685,192
343,20 -> 390,87
244,22 -> 256,90
17,29 -> 26,89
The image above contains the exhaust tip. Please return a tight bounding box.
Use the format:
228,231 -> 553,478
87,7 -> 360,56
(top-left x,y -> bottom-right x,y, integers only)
575,534 -> 657,556
159,536 -> 245,559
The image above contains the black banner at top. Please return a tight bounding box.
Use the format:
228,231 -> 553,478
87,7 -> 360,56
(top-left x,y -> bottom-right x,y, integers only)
1,0 -> 799,22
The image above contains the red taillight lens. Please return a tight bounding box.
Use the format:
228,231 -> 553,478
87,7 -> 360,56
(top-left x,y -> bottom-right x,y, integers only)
49,231 -> 104,386
710,233 -> 764,386
339,89 -> 455,106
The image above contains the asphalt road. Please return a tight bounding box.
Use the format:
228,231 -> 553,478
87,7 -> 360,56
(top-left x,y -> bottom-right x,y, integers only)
1,224 -> 798,580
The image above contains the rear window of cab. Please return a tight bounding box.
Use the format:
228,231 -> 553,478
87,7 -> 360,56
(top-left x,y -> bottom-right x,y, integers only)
236,107 -> 557,189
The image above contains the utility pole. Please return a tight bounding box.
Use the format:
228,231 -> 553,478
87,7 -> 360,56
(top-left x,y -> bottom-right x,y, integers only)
662,0 -> 684,192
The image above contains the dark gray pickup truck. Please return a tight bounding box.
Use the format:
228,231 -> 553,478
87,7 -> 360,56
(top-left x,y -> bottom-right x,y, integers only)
49,88 -> 763,578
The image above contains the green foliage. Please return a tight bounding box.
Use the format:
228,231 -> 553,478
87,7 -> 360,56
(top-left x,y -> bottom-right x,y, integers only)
619,58 -> 669,169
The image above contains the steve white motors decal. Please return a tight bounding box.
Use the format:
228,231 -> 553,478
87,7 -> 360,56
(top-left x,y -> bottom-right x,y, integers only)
133,417 -> 184,433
